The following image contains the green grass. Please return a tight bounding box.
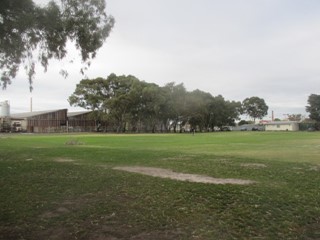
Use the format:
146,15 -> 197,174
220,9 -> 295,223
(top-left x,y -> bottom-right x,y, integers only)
0,132 -> 320,239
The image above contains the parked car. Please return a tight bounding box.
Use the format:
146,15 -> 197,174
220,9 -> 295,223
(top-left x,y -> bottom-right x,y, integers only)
307,127 -> 315,132
251,127 -> 259,131
240,127 -> 247,131
213,126 -> 221,131
221,126 -> 232,131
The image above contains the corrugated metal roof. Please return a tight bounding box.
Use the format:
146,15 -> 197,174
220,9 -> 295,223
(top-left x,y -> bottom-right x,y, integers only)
10,109 -> 67,119
264,121 -> 299,125
67,111 -> 92,117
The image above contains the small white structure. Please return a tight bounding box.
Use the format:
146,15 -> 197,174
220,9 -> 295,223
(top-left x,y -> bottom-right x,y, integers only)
264,121 -> 299,131
0,100 -> 10,117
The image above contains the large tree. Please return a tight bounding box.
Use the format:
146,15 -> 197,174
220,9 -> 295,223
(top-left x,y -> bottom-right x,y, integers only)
186,89 -> 212,131
69,74 -> 145,132
137,83 -> 167,132
242,96 -> 268,122
68,77 -> 109,111
208,95 -> 242,129
306,94 -> 320,129
0,0 -> 114,90
162,82 -> 188,132
68,77 -> 112,130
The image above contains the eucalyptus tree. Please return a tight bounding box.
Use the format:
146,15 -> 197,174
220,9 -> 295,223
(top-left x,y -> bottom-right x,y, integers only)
242,96 -> 268,122
69,74 -> 164,132
0,0 -> 114,90
306,94 -> 320,129
68,74 -> 138,132
224,100 -> 243,126
207,96 -> 242,130
68,77 -> 108,111
139,83 -> 167,132
104,74 -> 140,132
186,89 -> 213,131
208,95 -> 227,129
162,82 -> 188,132
285,114 -> 303,122
68,77 -> 112,130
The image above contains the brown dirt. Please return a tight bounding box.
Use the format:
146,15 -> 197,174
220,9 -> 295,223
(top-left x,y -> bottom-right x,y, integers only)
40,207 -> 71,219
113,166 -> 255,185
241,163 -> 267,168
53,158 -> 75,163
309,164 -> 320,171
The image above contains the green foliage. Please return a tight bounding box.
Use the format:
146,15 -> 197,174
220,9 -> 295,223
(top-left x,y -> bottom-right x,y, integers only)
0,132 -> 320,239
69,74 -> 243,132
306,94 -> 320,124
0,121 -> 11,132
238,120 -> 253,125
285,114 -> 302,122
299,122 -> 316,131
0,0 -> 115,90
242,96 -> 268,122
186,89 -> 212,131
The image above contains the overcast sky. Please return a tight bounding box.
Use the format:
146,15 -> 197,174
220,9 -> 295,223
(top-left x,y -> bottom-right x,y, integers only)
1,0 -> 320,120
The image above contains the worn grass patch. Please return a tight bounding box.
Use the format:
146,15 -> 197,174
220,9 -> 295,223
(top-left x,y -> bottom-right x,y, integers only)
0,132 -> 320,239
113,166 -> 256,185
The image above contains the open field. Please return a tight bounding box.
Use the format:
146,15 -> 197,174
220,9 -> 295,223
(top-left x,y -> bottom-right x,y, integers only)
1,132 -> 320,239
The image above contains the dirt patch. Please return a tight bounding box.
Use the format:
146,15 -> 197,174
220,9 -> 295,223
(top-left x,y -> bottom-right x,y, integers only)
39,193 -> 99,220
309,164 -> 320,171
130,229 -> 185,240
161,155 -> 195,161
241,163 -> 267,168
113,166 -> 255,185
37,227 -> 71,240
53,158 -> 75,163
40,207 -> 71,219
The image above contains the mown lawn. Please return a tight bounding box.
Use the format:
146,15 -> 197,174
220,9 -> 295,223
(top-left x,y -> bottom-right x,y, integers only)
0,132 -> 320,239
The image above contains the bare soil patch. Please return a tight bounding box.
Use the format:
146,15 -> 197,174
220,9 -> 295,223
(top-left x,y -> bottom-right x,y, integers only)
37,227 -> 71,240
40,207 -> 71,219
241,163 -> 267,168
53,158 -> 75,163
309,164 -> 320,171
113,166 -> 255,185
161,155 -> 194,161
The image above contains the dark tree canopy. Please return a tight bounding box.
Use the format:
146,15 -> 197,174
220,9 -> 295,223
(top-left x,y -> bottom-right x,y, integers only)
306,94 -> 320,122
242,96 -> 268,122
69,74 -> 243,133
0,0 -> 115,90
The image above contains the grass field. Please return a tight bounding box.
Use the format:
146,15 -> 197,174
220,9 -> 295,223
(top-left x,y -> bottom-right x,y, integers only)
1,132 -> 320,239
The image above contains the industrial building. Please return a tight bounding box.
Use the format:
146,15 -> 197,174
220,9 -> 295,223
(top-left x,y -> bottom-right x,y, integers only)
0,101 -> 96,133
67,111 -> 96,132
10,109 -> 68,133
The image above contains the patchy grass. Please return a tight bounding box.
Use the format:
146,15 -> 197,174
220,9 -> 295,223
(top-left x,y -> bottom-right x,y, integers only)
65,138 -> 85,146
0,132 -> 320,239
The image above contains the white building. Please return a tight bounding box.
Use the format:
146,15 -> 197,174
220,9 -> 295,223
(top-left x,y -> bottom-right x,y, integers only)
264,121 -> 299,131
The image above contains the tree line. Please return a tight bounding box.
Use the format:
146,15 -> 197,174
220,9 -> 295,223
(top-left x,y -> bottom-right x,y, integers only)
68,74 -> 269,133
